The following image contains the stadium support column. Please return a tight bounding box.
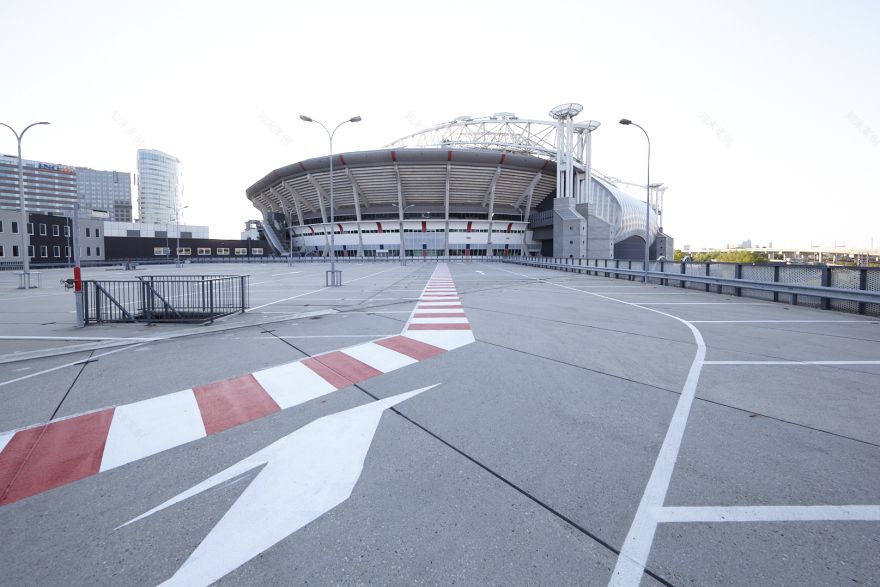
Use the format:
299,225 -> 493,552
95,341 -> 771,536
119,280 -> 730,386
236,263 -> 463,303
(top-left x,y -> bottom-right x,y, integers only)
347,169 -> 364,257
395,163 -> 405,259
516,172 -> 541,257
444,162 -> 450,257
485,167 -> 501,257
565,117 -> 574,199
556,119 -> 564,200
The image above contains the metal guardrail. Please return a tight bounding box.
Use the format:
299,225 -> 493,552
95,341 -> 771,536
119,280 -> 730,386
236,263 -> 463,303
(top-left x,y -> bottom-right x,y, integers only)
503,257 -> 880,317
82,275 -> 249,325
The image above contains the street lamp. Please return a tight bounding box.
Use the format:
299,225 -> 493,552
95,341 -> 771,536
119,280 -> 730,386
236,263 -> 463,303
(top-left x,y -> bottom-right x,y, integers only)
392,203 -> 416,265
300,115 -> 362,286
164,204 -> 188,265
619,118 -> 651,283
0,121 -> 50,288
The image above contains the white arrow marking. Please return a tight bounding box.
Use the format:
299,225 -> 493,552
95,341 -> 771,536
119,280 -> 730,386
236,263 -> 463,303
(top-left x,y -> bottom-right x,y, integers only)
119,384 -> 439,587
476,270 -> 485,275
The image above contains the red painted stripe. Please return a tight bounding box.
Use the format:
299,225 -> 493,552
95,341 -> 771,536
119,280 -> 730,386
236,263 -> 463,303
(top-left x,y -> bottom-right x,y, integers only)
377,222 -> 383,233
499,154 -> 505,164
338,224 -> 344,234
273,170 -> 280,178
467,222 -> 472,232
302,358 -> 353,389
407,324 -> 471,330
300,162 -> 307,171
447,151 -> 452,161
339,155 -> 346,165
507,223 -> 513,233
375,336 -> 446,361
418,306 -> 463,310
421,221 -> 426,233
391,150 -> 396,162
309,226 -> 315,235
423,293 -> 458,296
312,352 -> 383,384
0,409 -> 115,506
541,160 -> 549,170
193,375 -> 281,436
414,313 -> 467,318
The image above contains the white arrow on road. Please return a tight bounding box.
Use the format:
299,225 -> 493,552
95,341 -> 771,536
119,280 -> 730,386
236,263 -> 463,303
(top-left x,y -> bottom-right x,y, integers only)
476,270 -> 485,274
119,384 -> 439,587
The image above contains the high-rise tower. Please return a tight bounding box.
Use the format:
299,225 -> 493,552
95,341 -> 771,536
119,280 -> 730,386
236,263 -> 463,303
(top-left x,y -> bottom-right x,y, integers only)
136,149 -> 182,224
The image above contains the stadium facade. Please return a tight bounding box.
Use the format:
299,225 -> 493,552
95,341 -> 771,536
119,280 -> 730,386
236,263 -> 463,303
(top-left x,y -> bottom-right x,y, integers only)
246,105 -> 672,259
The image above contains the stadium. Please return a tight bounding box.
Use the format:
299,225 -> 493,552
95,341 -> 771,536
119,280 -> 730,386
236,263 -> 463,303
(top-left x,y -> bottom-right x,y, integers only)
245,105 -> 671,259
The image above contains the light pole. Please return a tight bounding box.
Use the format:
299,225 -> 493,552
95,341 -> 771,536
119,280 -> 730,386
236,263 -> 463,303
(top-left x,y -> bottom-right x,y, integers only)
392,203 -> 415,265
300,115 -> 362,286
282,204 -> 295,266
164,204 -> 188,265
619,119 -> 651,283
0,121 -> 50,288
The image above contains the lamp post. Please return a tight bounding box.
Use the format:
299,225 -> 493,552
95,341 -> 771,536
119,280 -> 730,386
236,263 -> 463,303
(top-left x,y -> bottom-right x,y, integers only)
0,121 -> 50,288
392,203 -> 415,265
300,115 -> 362,286
282,204 -> 295,266
164,204 -> 188,265
619,119 -> 651,283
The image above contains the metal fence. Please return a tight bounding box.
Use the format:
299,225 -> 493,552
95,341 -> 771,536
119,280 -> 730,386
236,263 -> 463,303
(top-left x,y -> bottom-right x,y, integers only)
82,275 -> 249,325
503,257 -> 880,317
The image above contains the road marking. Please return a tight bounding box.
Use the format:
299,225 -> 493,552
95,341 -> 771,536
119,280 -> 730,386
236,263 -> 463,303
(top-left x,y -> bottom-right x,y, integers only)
0,344 -> 144,388
118,385 -> 439,587
704,360 -> 880,365
690,320 -> 871,323
652,505 -> 880,523
270,271 -> 302,276
476,270 -> 485,274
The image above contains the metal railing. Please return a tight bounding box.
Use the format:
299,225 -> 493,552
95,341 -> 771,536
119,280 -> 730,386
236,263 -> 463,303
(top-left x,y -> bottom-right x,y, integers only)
81,275 -> 249,325
503,257 -> 880,317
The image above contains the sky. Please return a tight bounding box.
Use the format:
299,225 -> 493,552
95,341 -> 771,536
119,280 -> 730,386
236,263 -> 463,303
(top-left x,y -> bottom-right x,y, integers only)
1,0 -> 878,249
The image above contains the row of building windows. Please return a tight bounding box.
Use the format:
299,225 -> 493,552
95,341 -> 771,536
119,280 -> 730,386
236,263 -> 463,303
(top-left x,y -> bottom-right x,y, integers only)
0,245 -> 101,258
153,247 -> 264,256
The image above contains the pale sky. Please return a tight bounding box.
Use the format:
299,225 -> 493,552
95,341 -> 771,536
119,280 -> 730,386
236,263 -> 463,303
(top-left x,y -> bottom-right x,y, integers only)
1,0 -> 878,249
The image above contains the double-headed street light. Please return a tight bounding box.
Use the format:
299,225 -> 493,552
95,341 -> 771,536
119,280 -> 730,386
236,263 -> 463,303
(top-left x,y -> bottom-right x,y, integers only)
0,121 -> 50,288
619,118 -> 651,284
392,203 -> 416,265
164,204 -> 188,265
300,115 -> 362,286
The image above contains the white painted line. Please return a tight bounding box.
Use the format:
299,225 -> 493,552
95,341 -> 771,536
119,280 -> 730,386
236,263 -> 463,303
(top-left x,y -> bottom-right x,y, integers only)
409,317 -> 469,324
412,308 -> 465,314
270,271 -> 302,276
652,505 -> 880,523
252,361 -> 337,409
0,336 -> 160,342
632,302 -> 769,305
100,390 -> 207,472
0,344 -> 145,388
403,330 -> 475,351
269,335 -> 395,339
341,342 -> 417,373
416,301 -> 462,306
690,320 -> 870,324
704,360 -> 880,365
0,431 -> 14,454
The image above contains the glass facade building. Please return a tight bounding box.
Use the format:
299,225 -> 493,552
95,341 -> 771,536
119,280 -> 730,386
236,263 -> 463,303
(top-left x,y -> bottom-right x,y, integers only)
0,154 -> 77,214
75,167 -> 133,222
136,149 -> 183,224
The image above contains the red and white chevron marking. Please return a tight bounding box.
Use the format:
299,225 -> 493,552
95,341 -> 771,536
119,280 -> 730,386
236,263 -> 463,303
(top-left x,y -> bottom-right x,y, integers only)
0,264 -> 473,507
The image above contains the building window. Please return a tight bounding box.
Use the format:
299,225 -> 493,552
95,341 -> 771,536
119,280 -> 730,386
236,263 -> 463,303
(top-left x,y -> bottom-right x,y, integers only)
0,246 -> 4,257
11,222 -> 18,234
53,225 -> 59,236
86,247 -> 91,257
39,224 -> 47,236
126,229 -> 140,237
27,223 -> 33,235
27,245 -> 34,257
65,246 -> 70,258
96,247 -> 101,256
0,220 -> 3,232
40,246 -> 47,257
217,248 -> 230,255
252,248 -> 263,255
198,248 -> 211,255
155,230 -> 167,238
181,231 -> 192,238
154,247 -> 170,255
177,247 -> 191,255
95,228 -> 100,238
85,227 -> 90,237
13,246 -> 19,257
53,246 -> 60,257
235,248 -> 247,255
64,225 -> 70,237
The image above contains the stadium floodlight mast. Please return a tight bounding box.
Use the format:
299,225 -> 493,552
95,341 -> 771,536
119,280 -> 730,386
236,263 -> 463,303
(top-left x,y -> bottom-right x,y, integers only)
300,115 -> 362,286
0,121 -> 50,288
392,203 -> 416,265
619,118 -> 651,284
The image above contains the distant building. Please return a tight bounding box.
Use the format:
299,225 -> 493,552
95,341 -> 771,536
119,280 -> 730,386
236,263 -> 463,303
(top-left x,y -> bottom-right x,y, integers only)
739,239 -> 752,248
137,149 -> 183,224
683,245 -> 690,251
75,167 -> 133,222
0,154 -> 77,214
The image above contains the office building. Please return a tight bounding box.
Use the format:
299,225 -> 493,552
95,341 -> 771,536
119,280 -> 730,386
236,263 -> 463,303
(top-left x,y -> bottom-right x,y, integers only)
0,154 -> 77,215
75,167 -> 133,222
137,149 -> 183,224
